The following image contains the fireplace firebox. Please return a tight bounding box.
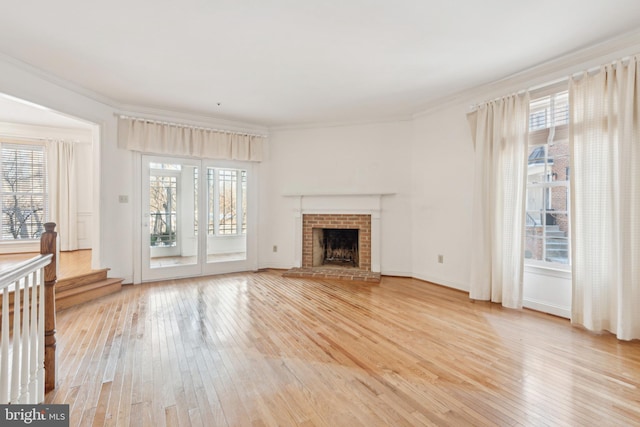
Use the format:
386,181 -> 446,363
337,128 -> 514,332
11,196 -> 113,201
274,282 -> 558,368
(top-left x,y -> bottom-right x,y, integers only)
301,213 -> 371,271
313,228 -> 359,267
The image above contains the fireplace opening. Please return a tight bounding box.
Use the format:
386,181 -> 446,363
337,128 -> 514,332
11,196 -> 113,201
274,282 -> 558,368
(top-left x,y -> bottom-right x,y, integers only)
312,228 -> 359,268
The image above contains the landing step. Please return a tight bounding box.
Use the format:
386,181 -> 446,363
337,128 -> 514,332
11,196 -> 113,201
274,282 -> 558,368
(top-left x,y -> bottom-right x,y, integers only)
57,268 -> 110,293
56,277 -> 123,311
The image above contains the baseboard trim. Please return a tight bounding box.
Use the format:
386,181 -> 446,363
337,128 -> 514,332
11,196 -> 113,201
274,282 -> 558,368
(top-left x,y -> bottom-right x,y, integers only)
259,261 -> 295,270
411,273 -> 469,293
380,270 -> 412,278
524,298 -> 570,319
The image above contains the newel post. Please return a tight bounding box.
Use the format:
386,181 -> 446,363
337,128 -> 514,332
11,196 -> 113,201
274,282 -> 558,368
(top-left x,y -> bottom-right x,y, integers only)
41,222 -> 57,393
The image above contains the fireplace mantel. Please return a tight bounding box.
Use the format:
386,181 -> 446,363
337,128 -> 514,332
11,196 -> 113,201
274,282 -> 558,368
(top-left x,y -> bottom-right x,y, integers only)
289,193 -> 387,273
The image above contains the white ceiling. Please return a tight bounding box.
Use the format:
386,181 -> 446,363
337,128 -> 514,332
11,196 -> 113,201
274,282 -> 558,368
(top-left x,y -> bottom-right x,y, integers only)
1,1 -> 640,127
0,94 -> 94,130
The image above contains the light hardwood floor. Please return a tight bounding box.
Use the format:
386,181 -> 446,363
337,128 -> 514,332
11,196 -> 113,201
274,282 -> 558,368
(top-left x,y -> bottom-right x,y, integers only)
0,249 -> 93,279
44,271 -> 640,426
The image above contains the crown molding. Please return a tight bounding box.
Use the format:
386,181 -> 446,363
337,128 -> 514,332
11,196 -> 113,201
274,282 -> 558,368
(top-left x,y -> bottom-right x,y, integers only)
117,104 -> 269,136
0,51 -> 269,135
412,28 -> 640,118
0,121 -> 93,143
0,51 -> 117,110
4,27 -> 640,132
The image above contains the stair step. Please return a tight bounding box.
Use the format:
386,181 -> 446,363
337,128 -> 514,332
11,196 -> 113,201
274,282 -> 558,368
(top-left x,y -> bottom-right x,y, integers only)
546,242 -> 568,248
546,232 -> 566,238
56,278 -> 123,311
57,269 -> 109,292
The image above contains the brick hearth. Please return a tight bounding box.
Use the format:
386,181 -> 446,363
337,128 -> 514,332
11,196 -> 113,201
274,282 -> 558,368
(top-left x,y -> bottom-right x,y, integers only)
283,266 -> 380,282
284,213 -> 377,282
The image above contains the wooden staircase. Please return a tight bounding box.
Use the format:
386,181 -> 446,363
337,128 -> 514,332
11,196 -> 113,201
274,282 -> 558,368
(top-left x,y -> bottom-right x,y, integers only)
56,269 -> 123,311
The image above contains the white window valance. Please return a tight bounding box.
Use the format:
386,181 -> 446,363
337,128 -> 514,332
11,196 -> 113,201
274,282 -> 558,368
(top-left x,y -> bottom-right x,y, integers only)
118,116 -> 264,161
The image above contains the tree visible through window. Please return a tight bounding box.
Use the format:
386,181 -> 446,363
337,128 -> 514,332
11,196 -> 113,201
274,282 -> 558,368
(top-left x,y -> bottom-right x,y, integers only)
149,164 -> 180,247
0,143 -> 47,240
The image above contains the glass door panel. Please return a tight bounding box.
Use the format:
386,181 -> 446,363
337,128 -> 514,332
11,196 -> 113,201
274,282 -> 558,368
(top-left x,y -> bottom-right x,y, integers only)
142,157 -> 200,281
141,157 -> 256,281
206,166 -> 247,264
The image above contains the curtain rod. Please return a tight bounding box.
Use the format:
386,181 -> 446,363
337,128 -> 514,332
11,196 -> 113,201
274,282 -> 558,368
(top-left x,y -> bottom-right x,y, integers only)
117,114 -> 267,138
469,54 -> 636,112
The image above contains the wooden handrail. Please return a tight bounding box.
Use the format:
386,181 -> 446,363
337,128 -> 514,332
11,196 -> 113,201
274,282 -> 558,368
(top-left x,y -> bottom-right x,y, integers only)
0,224 -> 56,403
40,222 -> 57,393
0,255 -> 52,290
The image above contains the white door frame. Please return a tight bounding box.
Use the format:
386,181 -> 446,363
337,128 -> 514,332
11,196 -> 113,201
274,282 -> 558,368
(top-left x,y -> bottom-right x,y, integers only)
136,155 -> 258,283
141,155 -> 202,281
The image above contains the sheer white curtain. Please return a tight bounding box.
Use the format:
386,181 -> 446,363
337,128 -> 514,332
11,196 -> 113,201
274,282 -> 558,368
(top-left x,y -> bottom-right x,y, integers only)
467,93 -> 530,308
569,56 -> 640,340
47,140 -> 77,251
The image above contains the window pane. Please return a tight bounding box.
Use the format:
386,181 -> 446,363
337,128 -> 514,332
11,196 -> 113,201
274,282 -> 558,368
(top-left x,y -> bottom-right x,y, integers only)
193,168 -> 198,234
529,91 -> 568,130
207,167 -> 247,263
548,140 -> 569,182
545,236 -> 570,264
549,185 -> 569,211
525,230 -> 543,261
218,169 -> 237,235
241,170 -> 247,234
207,168 -> 215,234
525,90 -> 571,267
149,174 -> 177,247
1,144 -> 47,240
1,194 -> 46,239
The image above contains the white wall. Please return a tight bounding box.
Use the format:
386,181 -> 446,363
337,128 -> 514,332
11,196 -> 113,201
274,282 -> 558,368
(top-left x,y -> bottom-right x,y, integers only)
523,266 -> 571,318
259,121 -> 413,275
411,104 -> 475,291
409,101 -> 572,316
0,56 -> 134,281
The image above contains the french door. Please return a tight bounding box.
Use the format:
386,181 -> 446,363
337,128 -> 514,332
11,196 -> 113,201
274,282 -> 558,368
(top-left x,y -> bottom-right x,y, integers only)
141,155 -> 256,281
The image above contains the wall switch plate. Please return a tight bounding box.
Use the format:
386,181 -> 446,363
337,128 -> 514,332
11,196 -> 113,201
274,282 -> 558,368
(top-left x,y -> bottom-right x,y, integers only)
119,195 -> 129,203
273,245 -> 278,253
438,254 -> 444,264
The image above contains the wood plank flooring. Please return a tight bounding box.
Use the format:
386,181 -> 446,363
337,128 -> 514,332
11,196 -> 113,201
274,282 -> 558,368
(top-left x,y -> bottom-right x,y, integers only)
0,249 -> 93,279
44,271 -> 640,426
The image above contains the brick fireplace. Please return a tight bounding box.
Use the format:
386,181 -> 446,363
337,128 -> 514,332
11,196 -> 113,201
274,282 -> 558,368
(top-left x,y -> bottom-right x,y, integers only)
302,213 -> 371,270
283,193 -> 386,281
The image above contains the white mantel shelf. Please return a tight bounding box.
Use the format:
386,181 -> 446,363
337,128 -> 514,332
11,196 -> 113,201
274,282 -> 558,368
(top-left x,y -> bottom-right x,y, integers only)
289,192 -> 386,273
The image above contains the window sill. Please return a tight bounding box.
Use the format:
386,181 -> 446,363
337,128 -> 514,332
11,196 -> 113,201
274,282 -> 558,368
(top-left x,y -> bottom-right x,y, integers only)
0,240 -> 40,254
524,262 -> 571,279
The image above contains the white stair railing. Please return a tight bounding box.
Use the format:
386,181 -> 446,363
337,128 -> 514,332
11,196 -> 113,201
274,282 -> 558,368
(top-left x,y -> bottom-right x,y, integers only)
0,254 -> 52,404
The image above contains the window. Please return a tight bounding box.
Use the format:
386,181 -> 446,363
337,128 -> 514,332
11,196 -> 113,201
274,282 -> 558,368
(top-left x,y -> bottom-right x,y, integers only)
148,163 -> 181,247
149,173 -> 178,247
0,143 -> 47,240
207,167 -> 246,235
525,91 -> 570,266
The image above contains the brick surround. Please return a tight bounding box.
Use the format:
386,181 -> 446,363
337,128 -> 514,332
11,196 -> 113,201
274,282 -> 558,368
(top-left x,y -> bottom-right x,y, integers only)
302,214 -> 371,271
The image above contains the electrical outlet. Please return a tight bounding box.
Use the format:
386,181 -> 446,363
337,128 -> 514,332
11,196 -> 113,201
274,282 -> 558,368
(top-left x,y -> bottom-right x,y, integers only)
438,254 -> 444,264
119,195 -> 129,203
273,245 -> 278,253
